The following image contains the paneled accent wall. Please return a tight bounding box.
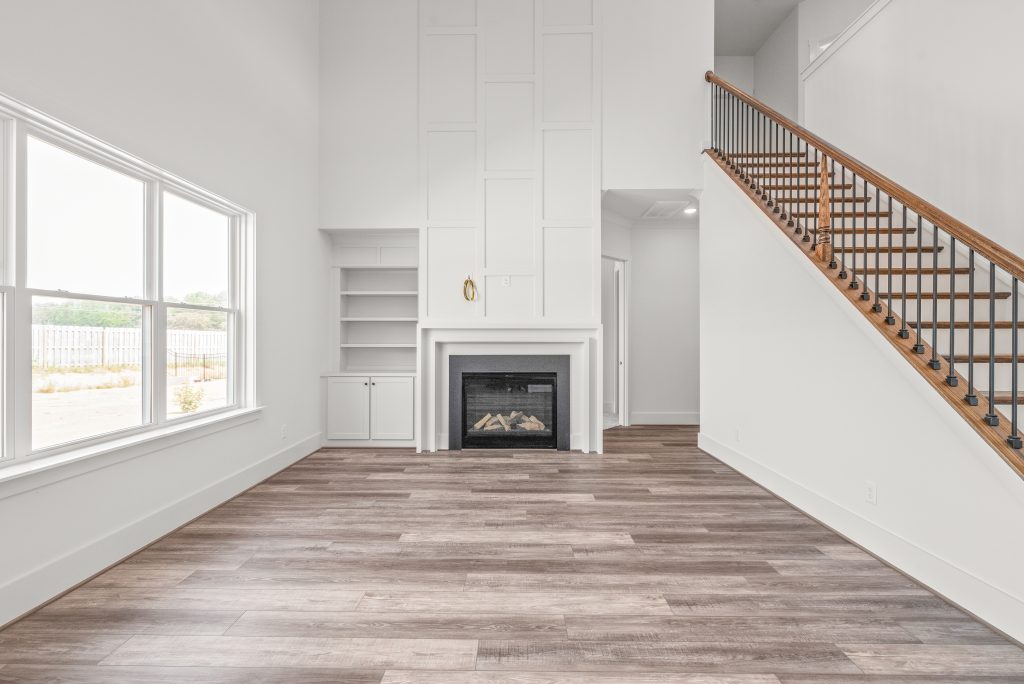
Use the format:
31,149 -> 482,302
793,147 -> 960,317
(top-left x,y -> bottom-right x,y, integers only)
419,0 -> 601,324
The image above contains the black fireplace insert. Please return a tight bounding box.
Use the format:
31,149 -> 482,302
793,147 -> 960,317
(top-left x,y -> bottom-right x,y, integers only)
449,355 -> 570,450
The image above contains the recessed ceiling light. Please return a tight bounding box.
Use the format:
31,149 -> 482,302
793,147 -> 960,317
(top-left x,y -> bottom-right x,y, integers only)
683,206 -> 698,215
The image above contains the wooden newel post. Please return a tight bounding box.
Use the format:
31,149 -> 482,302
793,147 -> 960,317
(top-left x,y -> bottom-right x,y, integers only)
814,155 -> 832,263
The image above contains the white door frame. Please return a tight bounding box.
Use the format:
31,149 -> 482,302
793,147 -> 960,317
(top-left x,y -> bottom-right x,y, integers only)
614,259 -> 629,427
603,256 -> 629,428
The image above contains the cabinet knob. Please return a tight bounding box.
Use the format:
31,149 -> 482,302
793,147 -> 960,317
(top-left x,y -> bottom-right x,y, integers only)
363,382 -> 368,386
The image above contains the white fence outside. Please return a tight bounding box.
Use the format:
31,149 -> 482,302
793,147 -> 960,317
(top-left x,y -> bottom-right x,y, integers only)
32,325 -> 226,369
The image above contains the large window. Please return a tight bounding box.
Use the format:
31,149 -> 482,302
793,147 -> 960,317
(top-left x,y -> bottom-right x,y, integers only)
0,99 -> 251,465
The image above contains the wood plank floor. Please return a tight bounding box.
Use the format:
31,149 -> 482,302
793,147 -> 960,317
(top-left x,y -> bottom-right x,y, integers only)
2,425 -> 1023,682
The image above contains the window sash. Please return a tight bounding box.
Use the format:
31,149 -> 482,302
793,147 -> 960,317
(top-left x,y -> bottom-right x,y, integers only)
0,93 -> 252,466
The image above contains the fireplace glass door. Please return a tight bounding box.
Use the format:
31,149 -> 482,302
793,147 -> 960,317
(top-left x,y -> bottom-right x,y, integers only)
462,372 -> 557,449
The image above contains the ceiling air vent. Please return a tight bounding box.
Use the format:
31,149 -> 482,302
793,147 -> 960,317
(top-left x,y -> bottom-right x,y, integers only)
641,200 -> 691,220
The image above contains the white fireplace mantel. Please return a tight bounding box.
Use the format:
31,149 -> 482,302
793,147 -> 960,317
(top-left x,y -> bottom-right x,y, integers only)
417,324 -> 603,454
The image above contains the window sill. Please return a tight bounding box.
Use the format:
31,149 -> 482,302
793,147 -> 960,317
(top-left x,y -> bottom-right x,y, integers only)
0,406 -> 264,501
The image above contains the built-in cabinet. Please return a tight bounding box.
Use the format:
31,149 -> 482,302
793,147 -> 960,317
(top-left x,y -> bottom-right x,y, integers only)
326,375 -> 415,441
323,230 -> 419,446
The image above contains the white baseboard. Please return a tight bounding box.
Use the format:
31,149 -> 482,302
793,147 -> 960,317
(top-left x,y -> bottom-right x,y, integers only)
630,410 -> 700,425
0,431 -> 322,628
698,432 -> 1024,644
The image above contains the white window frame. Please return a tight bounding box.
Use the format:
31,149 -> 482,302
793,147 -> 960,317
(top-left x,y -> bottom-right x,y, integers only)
0,92 -> 255,468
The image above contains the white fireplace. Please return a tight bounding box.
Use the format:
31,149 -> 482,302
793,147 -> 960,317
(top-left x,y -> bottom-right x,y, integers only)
418,325 -> 602,453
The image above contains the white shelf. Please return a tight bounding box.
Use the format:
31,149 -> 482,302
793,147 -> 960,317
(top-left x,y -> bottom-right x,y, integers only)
340,290 -> 417,296
335,265 -> 418,270
331,238 -> 420,377
340,343 -> 416,349
340,317 -> 417,322
322,371 -> 415,377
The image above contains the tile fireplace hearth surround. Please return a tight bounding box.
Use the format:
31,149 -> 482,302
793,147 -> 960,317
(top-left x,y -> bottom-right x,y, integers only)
449,355 -> 570,451
417,325 -> 601,453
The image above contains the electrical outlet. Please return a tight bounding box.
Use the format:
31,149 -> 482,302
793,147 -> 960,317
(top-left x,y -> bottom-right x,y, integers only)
280,424 -> 288,440
502,275 -> 511,287
865,480 -> 877,505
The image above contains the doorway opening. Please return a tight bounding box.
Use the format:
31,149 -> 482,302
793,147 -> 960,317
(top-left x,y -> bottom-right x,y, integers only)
602,256 -> 628,429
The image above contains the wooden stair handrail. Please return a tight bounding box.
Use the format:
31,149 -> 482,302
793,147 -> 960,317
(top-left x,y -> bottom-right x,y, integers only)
705,70 -> 1024,283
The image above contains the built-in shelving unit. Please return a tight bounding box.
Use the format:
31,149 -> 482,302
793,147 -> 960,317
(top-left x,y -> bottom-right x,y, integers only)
326,229 -> 420,375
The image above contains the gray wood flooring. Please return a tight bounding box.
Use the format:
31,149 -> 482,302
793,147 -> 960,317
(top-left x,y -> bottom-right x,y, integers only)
1,425 -> 1022,682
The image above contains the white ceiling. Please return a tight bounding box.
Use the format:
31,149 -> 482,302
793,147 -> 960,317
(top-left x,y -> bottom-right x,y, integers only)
602,190 -> 700,225
715,0 -> 802,56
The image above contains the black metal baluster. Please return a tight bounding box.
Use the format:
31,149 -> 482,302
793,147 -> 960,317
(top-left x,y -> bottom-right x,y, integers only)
898,203 -> 909,338
811,147 -> 819,252
838,165 -> 847,279
741,102 -> 748,183
966,249 -> 978,405
785,131 -> 793,228
884,190 -> 895,323
863,182 -> 872,302
801,141 -> 810,242
928,225 -> 941,368
872,186 -> 882,309
849,172 -> 859,289
985,264 -> 999,426
772,122 -> 780,213
828,158 -> 837,270
1010,280 -> 1022,448
778,124 -> 787,219
727,94 -> 734,169
947,238 -> 958,386
912,214 -> 925,354
748,106 -> 757,190
760,114 -> 769,201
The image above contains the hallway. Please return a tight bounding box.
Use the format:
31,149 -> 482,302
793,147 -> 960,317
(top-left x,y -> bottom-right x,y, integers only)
2,426 -> 1022,681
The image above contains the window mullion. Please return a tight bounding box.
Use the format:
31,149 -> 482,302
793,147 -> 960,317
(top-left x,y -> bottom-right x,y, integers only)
11,121 -> 29,458
150,182 -> 166,424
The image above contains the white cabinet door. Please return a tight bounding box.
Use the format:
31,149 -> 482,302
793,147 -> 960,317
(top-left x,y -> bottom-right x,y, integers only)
370,376 -> 415,440
326,377 -> 370,440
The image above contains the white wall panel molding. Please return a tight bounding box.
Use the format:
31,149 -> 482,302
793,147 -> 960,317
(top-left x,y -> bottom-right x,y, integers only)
542,0 -> 593,27
481,0 -> 535,75
422,0 -> 478,27
416,0 -> 601,450
541,33 -> 594,123
423,33 -> 478,124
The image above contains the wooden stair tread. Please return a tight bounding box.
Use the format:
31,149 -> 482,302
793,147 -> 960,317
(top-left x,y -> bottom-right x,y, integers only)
907,321 -> 1024,329
833,245 -> 944,253
755,172 -> 825,179
776,196 -> 873,204
947,355 -> 1024,363
760,183 -> 854,191
864,266 -> 967,275
741,161 -> 819,168
828,227 -> 916,235
877,291 -> 1010,300
994,393 -> 1024,405
733,151 -> 805,158
793,210 -> 892,218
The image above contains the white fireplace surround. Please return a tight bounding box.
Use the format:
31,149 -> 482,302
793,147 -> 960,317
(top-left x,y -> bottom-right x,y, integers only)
418,325 -> 602,453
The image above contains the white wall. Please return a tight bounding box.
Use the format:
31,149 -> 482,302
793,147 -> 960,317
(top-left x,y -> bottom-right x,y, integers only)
602,0 -> 713,190
630,223 -> 700,424
803,0 -> 1024,256
753,6 -> 799,120
319,0 -> 419,229
714,56 -> 754,93
796,0 -> 874,120
797,0 -> 874,73
701,155 -> 1024,641
0,0 -> 324,626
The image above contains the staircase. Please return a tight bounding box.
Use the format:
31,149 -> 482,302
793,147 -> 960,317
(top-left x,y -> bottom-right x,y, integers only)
706,71 -> 1024,479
